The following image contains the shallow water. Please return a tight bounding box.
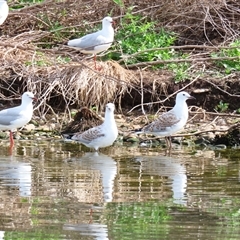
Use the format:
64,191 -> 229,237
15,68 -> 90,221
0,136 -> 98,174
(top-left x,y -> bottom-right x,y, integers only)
0,140 -> 240,239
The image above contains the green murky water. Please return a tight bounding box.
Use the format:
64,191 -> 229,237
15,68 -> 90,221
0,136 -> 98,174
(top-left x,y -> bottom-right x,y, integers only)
0,140 -> 240,239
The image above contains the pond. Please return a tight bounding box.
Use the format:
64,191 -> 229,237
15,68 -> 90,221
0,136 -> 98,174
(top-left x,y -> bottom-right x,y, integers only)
0,139 -> 240,240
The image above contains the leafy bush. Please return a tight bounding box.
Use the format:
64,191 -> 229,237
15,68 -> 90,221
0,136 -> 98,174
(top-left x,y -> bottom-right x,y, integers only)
109,10 -> 190,82
215,101 -> 229,112
212,40 -> 240,74
114,12 -> 176,63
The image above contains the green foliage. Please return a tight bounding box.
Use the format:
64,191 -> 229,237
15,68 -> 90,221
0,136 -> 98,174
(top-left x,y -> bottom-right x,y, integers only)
167,61 -> 190,83
10,0 -> 45,9
38,16 -> 66,43
109,10 -> 190,82
25,52 -> 50,66
112,0 -> 124,7
115,12 -> 176,63
5,231 -> 60,240
107,202 -> 171,225
56,56 -> 71,64
106,202 -> 171,239
213,40 -> 240,74
215,101 -> 229,112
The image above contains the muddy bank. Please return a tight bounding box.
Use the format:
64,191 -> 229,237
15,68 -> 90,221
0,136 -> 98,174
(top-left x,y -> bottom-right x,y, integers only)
120,70 -> 240,112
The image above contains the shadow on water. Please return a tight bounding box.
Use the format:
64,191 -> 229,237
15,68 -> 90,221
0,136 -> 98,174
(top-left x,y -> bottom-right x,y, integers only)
0,140 -> 239,239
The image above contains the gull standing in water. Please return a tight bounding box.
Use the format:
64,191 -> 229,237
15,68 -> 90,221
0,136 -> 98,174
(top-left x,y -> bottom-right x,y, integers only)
0,92 -> 36,149
0,0 -> 8,25
68,16 -> 115,70
136,91 -> 195,149
71,103 -> 118,151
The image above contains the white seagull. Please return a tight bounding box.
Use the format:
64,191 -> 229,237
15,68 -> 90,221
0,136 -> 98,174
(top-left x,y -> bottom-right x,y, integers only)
68,16 -> 115,70
0,92 -> 36,147
137,91 -> 195,149
0,0 -> 9,25
71,103 -> 118,151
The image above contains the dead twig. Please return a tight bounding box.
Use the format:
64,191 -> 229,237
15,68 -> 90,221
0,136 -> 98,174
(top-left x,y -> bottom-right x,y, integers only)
126,56 -> 240,69
128,74 -> 200,113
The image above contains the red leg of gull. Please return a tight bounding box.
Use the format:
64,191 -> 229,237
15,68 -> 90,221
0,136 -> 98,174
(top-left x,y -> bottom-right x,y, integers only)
93,55 -> 97,69
9,131 -> 14,146
9,131 -> 14,155
93,55 -> 102,71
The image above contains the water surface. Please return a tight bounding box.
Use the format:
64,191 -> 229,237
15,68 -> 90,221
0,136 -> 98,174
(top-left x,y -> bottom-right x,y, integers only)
0,140 -> 239,239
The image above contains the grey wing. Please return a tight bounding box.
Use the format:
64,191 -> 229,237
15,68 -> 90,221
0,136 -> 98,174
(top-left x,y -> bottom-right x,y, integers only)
143,111 -> 180,132
68,30 -> 109,50
72,126 -> 105,144
0,108 -> 21,125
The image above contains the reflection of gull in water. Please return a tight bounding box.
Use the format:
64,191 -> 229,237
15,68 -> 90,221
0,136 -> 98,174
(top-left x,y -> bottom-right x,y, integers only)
0,159 -> 32,197
135,155 -> 187,205
0,231 -> 4,240
63,223 -> 109,240
73,152 -> 117,202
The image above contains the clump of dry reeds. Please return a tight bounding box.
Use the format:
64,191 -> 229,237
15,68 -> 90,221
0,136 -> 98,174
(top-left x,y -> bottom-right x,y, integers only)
6,0 -> 240,46
154,0 -> 240,45
0,32 -> 138,121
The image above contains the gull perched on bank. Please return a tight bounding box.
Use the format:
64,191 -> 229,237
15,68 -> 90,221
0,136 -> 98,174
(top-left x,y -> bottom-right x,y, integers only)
136,91 -> 195,149
71,103 -> 118,151
68,16 -> 115,70
0,0 -> 9,25
0,92 -> 36,148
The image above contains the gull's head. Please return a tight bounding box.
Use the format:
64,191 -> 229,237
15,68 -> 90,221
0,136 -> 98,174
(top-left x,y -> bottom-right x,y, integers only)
105,103 -> 115,113
102,16 -> 115,27
22,92 -> 37,103
176,91 -> 195,102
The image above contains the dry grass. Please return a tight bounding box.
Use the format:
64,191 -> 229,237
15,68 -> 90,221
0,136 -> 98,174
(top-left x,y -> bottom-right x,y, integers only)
155,0 -> 240,45
0,32 -> 138,119
0,0 -> 239,125
5,0 -> 240,45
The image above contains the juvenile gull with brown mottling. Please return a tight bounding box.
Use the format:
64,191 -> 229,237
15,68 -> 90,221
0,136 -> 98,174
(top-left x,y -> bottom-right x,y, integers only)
137,91 -> 195,149
71,103 -> 118,151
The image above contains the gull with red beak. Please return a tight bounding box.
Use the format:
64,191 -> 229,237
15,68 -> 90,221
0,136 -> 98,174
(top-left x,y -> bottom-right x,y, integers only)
136,91 -> 195,150
68,16 -> 115,70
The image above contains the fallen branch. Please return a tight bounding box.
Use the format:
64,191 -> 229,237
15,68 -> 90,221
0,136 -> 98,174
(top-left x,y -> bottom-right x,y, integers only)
118,44 -> 240,64
137,122 -> 240,142
127,74 -> 200,113
202,78 -> 240,98
173,122 -> 240,138
126,56 -> 240,69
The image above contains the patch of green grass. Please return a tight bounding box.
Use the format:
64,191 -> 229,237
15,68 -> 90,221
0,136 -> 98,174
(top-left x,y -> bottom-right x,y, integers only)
106,202 -> 171,225
114,11 -> 176,63
5,230 -> 60,240
56,56 -> 71,64
108,10 -> 190,82
112,0 -> 124,7
215,100 -> 229,112
212,40 -> 240,74
25,51 -> 51,67
105,202 -> 173,239
167,61 -> 190,83
10,0 -> 45,10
